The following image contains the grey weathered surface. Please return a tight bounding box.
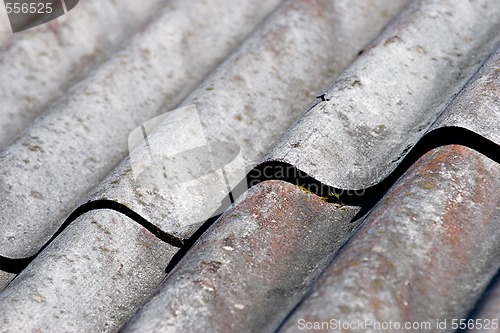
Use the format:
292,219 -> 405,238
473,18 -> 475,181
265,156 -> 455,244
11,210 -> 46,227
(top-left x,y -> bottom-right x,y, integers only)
121,180 -> 359,333
0,0 -> 283,259
0,271 -> 15,291
0,0 -> 168,147
464,274 -> 500,333
430,46 -> 500,145
0,209 -> 179,333
86,0 -> 409,241
0,0 -> 498,332
278,145 -> 500,333
263,0 -> 500,190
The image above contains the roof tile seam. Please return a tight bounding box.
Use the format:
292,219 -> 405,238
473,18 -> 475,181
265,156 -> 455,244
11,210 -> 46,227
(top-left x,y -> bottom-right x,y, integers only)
0,199 -> 184,274
263,0 -> 500,189
3,0 -> 499,278
275,144 -> 500,332
70,43 -> 500,258
80,25 -> 500,251
0,0 -> 411,260
2,125 -> 497,274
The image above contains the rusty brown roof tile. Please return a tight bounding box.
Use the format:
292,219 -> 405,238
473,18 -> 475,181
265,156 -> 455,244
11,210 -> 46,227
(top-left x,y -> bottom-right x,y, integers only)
121,180 -> 360,333
277,145 -> 500,332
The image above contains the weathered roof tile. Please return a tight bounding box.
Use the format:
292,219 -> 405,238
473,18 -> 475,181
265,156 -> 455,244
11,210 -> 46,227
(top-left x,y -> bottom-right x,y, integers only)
430,46 -> 500,146
121,180 -> 359,333
0,0 -> 498,331
0,209 -> 178,332
277,145 -> 500,332
0,0 -> 168,147
263,0 -> 500,190
84,0 -> 409,242
0,0 -> 282,259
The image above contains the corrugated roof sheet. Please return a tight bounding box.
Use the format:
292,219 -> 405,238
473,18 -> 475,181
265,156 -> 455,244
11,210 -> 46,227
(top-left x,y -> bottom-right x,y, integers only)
0,0 -> 498,331
116,42 -> 500,331
263,0 -> 500,190
0,0 -> 169,147
120,180 -> 360,333
84,0 -> 408,243
277,145 -> 500,332
430,47 -> 500,146
0,0 -> 283,260
0,209 -> 178,332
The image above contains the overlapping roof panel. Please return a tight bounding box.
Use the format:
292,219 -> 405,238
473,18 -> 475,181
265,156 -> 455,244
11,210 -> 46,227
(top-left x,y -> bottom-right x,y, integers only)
83,0 -> 409,242
0,0 -> 283,260
121,180 -> 360,333
0,0 -> 169,147
0,0 -> 498,332
277,145 -> 500,332
263,0 -> 500,190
